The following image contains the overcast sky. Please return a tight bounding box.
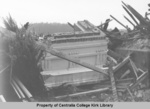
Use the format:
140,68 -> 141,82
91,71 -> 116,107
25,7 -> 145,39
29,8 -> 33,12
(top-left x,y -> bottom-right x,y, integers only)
0,0 -> 149,29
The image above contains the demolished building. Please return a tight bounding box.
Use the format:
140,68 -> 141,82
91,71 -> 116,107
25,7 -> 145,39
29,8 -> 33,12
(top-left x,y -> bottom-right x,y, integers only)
1,1 -> 150,102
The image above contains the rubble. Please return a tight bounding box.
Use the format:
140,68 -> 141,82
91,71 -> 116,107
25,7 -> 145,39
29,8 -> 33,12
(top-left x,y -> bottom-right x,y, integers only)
1,1 -> 150,102
48,1 -> 150,102
36,1 -> 150,102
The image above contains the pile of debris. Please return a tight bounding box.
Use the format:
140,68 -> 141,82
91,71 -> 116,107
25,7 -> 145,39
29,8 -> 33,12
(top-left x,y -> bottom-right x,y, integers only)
33,50 -> 148,102
43,1 -> 150,102
1,1 -> 150,102
33,1 -> 150,102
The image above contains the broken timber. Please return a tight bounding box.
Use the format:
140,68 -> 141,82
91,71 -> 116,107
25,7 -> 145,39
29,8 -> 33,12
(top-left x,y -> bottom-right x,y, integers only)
54,78 -> 134,99
122,4 -> 139,26
128,70 -> 148,90
11,76 -> 35,102
123,15 -> 136,28
55,87 -> 109,99
110,15 -> 128,30
107,59 -> 118,101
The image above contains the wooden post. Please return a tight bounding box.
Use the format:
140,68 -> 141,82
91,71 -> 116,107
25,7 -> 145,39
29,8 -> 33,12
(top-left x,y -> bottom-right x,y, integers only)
126,88 -> 135,101
108,59 -> 118,102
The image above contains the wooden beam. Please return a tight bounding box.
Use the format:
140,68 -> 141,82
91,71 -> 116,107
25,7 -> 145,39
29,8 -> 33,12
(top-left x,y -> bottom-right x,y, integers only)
108,60 -> 118,101
13,76 -> 33,101
55,87 -> 109,99
0,65 -> 10,74
110,15 -> 128,30
11,79 -> 26,99
129,71 -> 148,90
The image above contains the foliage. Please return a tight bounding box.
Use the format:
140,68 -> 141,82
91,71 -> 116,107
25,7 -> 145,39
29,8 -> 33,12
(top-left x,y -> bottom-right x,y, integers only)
2,15 -> 47,97
3,15 -> 19,33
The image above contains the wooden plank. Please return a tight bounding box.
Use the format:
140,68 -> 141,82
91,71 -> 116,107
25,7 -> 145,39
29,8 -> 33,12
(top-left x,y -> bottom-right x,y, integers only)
10,81 -> 22,99
120,69 -> 130,79
129,71 -> 148,90
127,88 -> 135,101
0,95 -> 6,102
0,65 -> 10,74
13,76 -> 33,100
113,56 -> 130,74
11,79 -> 26,99
55,87 -> 109,99
110,15 -> 128,30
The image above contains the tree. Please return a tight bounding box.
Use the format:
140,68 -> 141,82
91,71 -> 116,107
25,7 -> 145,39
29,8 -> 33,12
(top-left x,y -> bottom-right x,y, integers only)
2,15 -> 47,99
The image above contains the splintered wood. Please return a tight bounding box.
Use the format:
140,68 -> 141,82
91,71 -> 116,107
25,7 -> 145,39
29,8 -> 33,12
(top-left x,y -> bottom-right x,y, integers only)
107,60 -> 118,102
